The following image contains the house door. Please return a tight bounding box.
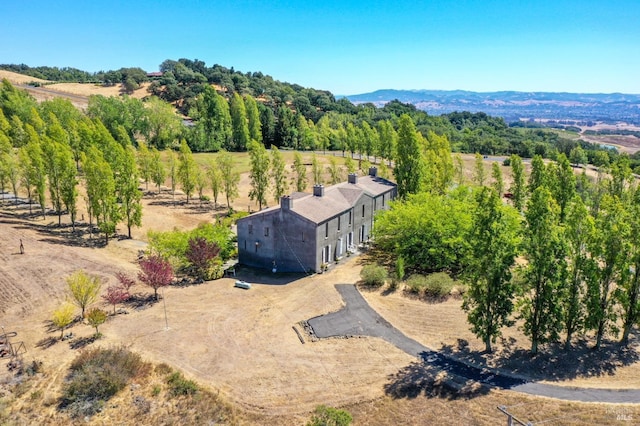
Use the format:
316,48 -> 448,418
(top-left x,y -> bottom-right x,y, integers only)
359,225 -> 366,243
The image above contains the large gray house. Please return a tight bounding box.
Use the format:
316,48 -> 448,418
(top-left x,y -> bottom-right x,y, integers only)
237,167 -> 397,273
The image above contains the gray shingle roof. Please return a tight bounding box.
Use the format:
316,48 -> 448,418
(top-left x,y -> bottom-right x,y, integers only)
242,174 -> 396,225
286,175 -> 395,224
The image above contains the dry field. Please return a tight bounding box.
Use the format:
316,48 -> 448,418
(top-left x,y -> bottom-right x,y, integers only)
0,69 -> 149,109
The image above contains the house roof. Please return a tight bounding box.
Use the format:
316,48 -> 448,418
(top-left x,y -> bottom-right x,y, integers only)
258,174 -> 396,224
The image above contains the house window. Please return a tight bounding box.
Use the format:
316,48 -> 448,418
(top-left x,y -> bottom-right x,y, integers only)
325,222 -> 329,238
244,240 -> 246,250
338,215 -> 341,231
382,194 -> 386,206
349,210 -> 352,225
248,224 -> 253,234
302,232 -> 305,242
362,205 -> 365,218
374,198 -> 377,211
264,227 -> 269,237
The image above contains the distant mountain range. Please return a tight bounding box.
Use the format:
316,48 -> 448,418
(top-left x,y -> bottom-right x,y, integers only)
344,90 -> 640,125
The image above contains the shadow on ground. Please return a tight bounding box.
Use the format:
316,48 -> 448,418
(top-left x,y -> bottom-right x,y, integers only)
384,352 -> 490,400
439,335 -> 640,383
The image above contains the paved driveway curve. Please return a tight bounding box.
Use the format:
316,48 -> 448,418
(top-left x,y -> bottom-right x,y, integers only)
308,284 -> 640,403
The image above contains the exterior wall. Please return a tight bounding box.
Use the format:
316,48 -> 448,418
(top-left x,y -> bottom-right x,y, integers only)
315,209 -> 353,271
237,210 -> 317,273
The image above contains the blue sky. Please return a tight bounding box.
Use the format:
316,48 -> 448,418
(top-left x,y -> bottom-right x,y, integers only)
2,0 -> 639,94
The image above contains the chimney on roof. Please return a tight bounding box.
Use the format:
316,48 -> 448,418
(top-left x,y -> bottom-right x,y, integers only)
348,173 -> 358,184
281,195 -> 292,210
369,166 -> 378,177
313,184 -> 324,197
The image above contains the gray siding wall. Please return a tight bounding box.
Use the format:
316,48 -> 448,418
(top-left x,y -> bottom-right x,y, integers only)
238,210 -> 317,273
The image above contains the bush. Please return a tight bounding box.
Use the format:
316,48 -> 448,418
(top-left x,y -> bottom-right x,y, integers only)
406,272 -> 455,299
61,347 -> 150,413
148,223 -> 235,269
166,371 -> 198,396
307,404 -> 352,426
502,158 -> 511,166
360,264 -> 387,287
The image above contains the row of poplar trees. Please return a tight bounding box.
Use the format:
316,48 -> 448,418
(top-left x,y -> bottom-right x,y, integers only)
466,153 -> 640,354
0,79 -> 146,242
381,113 -> 640,354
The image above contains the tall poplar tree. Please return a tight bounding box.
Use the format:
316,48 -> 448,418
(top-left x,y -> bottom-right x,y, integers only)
463,187 -> 521,352
377,119 -> 396,166
473,153 -> 486,187
509,154 -> 527,212
393,114 -> 424,198
562,196 -> 595,348
117,145 -> 143,238
43,139 -> 76,225
230,92 -> 250,151
218,150 -> 240,213
83,146 -> 119,244
177,140 -> 197,203
292,151 -> 307,192
521,187 -> 566,354
270,145 -> 288,202
618,187 -> 640,344
248,141 -> 270,210
150,146 -> 166,193
588,195 -> 628,349
491,162 -> 504,196
206,159 -> 223,208
137,142 -> 153,190
244,94 -> 262,144
167,149 -> 178,201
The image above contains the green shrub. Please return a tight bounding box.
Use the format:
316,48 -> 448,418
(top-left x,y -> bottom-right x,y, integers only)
166,371 -> 198,396
406,274 -> 428,294
360,264 -> 387,287
151,385 -> 162,397
406,272 -> 455,299
148,223 -> 235,269
307,404 -> 352,426
423,272 -> 455,298
61,346 -> 150,413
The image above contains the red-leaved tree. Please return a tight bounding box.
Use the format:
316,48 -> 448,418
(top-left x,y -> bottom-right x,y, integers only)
102,285 -> 130,314
138,255 -> 174,300
185,237 -> 221,280
115,271 -> 136,293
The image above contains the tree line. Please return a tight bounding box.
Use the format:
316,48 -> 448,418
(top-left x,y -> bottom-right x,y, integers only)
5,59 -> 619,169
376,119 -> 640,353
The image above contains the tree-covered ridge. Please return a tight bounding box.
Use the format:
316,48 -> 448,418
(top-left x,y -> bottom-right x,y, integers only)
0,60 -> 625,173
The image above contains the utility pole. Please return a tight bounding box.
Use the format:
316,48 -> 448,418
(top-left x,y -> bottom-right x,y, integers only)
497,405 -> 533,426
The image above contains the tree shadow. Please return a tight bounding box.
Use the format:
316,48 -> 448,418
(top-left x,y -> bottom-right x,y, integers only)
69,335 -> 99,350
35,336 -> 58,349
384,354 -> 490,401
438,334 -> 640,383
124,293 -> 160,311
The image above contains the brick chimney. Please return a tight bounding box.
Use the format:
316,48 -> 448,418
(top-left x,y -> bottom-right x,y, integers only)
280,195 -> 292,210
369,166 -> 378,177
348,173 -> 358,184
313,184 -> 324,197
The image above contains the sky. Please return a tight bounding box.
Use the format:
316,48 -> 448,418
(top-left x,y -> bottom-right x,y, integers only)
2,0 -> 639,95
